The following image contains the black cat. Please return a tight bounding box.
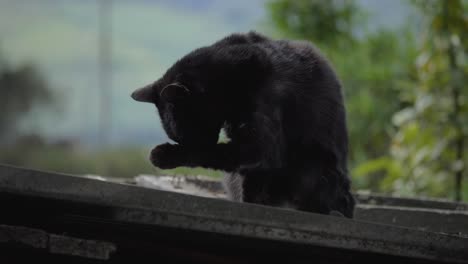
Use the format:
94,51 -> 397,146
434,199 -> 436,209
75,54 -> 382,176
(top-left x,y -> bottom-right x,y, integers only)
131,31 -> 355,218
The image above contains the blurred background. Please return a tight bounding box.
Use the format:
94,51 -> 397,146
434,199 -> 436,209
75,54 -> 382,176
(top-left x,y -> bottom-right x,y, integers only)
0,0 -> 466,201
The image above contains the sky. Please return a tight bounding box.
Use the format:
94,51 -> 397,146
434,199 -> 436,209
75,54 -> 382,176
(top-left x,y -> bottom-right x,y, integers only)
0,0 -> 410,147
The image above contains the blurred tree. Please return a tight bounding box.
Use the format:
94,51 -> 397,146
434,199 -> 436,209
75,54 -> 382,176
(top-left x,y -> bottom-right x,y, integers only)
268,0 -> 364,48
0,49 -> 54,143
354,0 -> 467,200
267,0 -> 417,191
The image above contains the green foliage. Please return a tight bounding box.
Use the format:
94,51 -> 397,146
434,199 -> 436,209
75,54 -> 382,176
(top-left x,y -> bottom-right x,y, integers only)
339,28 -> 417,166
358,0 -> 467,200
268,0 -> 365,48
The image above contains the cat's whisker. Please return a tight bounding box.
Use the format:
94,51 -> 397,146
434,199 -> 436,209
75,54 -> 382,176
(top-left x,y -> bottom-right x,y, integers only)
160,83 -> 189,96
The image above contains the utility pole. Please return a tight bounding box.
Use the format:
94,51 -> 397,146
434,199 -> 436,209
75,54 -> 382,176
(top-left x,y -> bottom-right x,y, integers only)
98,0 -> 112,148
97,0 -> 112,176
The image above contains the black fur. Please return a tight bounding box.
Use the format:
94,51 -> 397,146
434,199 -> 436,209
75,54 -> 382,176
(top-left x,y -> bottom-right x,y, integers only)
132,31 -> 355,218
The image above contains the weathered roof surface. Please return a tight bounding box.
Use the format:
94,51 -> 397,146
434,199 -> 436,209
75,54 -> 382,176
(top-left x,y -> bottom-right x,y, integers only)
0,164 -> 467,263
355,192 -> 468,211
125,174 -> 468,237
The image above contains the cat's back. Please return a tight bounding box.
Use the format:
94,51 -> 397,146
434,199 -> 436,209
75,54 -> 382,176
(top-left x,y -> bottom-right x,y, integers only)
251,36 -> 342,102
212,31 -> 329,72
212,31 -> 270,47
268,38 -> 336,76
213,32 -> 342,97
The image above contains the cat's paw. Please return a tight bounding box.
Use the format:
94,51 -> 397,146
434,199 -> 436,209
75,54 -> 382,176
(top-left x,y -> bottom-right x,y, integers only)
150,143 -> 185,169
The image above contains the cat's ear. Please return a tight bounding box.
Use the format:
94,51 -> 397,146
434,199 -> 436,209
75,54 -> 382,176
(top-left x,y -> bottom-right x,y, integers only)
159,83 -> 190,102
131,83 -> 156,103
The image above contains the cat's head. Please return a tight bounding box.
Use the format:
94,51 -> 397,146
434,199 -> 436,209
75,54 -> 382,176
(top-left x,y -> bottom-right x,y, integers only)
131,43 -> 269,147
131,47 -> 226,147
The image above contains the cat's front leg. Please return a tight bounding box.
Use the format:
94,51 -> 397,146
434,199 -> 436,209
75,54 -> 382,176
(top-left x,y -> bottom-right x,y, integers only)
150,143 -> 188,169
150,142 -> 257,171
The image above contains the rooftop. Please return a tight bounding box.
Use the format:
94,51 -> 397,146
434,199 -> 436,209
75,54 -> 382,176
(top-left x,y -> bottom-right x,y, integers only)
1,164 -> 467,263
